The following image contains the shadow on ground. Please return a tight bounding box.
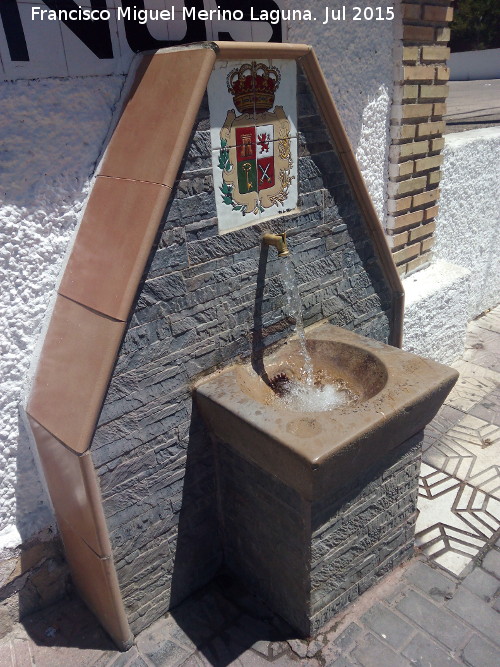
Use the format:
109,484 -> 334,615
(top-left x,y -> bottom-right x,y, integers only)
20,595 -> 116,652
16,572 -> 296,666
169,572 -> 295,666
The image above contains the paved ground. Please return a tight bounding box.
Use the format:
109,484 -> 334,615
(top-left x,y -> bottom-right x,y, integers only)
445,80 -> 500,133
1,306 -> 499,666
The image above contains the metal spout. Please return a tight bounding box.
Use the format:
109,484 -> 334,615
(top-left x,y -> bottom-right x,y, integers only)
262,232 -> 289,257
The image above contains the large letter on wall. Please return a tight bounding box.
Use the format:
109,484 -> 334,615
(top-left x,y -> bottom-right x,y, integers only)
121,0 -> 207,52
42,0 -> 113,59
0,0 -> 29,61
216,0 -> 282,42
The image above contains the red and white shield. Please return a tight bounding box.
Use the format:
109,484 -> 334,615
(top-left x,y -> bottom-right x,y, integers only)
256,124 -> 275,191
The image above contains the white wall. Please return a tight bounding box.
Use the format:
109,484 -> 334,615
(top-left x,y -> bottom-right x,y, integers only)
403,261 -> 471,365
0,0 -> 280,82
0,75 -> 125,550
435,127 -> 500,319
402,127 -> 500,364
449,49 -> 500,81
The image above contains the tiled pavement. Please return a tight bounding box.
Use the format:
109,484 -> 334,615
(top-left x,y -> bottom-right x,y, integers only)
1,307 -> 499,667
416,307 -> 500,577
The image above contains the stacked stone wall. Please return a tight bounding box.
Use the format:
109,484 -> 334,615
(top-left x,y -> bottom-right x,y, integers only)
215,431 -> 422,637
310,435 -> 421,631
217,442 -> 311,634
91,68 -> 394,634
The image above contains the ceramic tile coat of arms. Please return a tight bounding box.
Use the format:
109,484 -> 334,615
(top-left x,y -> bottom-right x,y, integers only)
208,59 -> 298,232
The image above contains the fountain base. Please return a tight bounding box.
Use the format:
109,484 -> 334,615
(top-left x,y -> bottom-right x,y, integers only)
195,324 -> 458,635
217,432 -> 421,636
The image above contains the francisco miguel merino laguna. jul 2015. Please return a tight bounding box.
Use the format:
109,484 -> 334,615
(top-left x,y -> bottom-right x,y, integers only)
30,4 -> 396,25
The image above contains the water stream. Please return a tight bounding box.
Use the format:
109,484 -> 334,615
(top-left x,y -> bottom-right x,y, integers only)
276,255 -> 358,412
280,255 -> 314,386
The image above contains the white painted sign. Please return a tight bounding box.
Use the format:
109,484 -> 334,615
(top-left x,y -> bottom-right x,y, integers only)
0,1 -> 285,81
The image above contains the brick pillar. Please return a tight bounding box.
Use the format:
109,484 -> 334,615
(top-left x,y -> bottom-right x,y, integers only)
387,0 -> 454,276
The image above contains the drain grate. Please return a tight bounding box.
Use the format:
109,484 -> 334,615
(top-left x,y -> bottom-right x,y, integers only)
269,372 -> 290,396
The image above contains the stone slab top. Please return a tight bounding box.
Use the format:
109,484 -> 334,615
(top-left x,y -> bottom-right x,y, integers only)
195,324 -> 459,500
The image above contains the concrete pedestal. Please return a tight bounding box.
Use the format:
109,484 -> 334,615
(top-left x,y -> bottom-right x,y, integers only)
215,433 -> 421,636
196,324 -> 458,635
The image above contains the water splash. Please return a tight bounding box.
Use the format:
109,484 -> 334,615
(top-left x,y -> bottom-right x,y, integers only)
275,378 -> 357,412
280,256 -> 314,385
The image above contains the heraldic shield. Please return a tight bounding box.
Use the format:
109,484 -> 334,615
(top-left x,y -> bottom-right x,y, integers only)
215,61 -> 296,221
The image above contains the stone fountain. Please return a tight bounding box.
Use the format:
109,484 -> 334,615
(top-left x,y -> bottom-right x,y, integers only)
25,42 -> 458,648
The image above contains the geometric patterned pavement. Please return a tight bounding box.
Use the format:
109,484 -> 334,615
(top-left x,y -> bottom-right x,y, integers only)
416,305 -> 500,575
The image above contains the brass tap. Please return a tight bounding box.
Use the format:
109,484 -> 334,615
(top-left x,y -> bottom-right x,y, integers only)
262,232 -> 289,257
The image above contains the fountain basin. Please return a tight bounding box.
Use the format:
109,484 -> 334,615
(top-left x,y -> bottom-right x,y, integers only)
194,324 -> 458,635
195,324 -> 458,501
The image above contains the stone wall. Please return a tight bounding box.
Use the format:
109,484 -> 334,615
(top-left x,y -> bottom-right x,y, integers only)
1,4 -> 400,633
92,66 -> 394,634
310,435 -> 421,632
217,441 -> 311,634
216,430 -> 421,636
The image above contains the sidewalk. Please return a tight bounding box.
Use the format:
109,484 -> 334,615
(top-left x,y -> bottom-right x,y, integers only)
1,307 -> 499,667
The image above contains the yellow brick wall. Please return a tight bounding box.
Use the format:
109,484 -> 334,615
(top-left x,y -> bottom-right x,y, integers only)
387,0 -> 454,276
